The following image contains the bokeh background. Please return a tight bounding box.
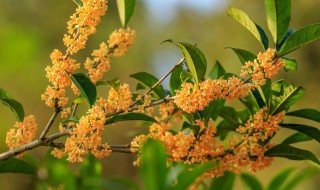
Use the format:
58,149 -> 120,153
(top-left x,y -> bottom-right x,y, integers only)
0,0 -> 319,189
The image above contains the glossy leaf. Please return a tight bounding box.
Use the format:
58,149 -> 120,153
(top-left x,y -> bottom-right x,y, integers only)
73,0 -> 83,6
279,24 -> 320,56
0,98 -> 25,122
116,0 -> 136,27
251,88 -> 265,108
239,92 -> 260,115
209,60 -> 225,79
282,168 -> 318,190
280,123 -> 320,143
283,58 -> 297,72
61,117 -> 80,125
204,99 -> 226,123
0,88 -> 11,99
215,106 -> 242,125
264,0 -> 291,45
228,6 -> 269,49
140,139 -> 168,190
260,78 -> 272,106
130,72 -> 165,99
238,109 -> 250,124
240,173 -> 263,190
228,47 -> 257,65
282,132 -> 312,144
265,144 -> 320,165
216,120 -> 239,136
270,83 -> 304,115
172,163 -> 216,190
73,95 -> 85,104
170,64 -> 183,95
209,171 -> 236,190
0,158 -> 36,175
277,29 -> 295,50
96,78 -> 120,91
180,70 -> 193,83
69,73 -> 97,108
105,112 -> 158,125
266,167 -> 295,190
164,40 -> 207,84
286,108 -> 320,123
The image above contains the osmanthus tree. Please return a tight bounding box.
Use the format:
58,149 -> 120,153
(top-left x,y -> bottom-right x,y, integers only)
0,0 -> 319,189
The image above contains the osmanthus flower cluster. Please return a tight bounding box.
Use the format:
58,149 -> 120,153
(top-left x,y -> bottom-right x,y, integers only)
174,48 -> 284,113
6,115 -> 38,157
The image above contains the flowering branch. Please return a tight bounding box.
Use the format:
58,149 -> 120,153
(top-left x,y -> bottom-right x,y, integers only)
39,102 -> 61,140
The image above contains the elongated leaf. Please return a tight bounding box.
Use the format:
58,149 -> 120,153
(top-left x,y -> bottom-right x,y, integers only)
180,70 -> 193,83
264,0 -> 291,45
182,122 -> 200,136
170,64 -> 183,95
228,47 -> 257,65
79,154 -> 102,190
0,99 -> 25,122
228,6 -> 269,49
239,92 -> 260,115
163,40 -> 207,84
130,72 -> 165,99
260,78 -> 272,106
286,108 -> 320,123
282,168 -> 318,190
73,0 -> 83,6
282,132 -> 312,144
96,78 -> 120,91
105,112 -> 158,125
0,88 -> 11,99
61,117 -> 80,125
69,73 -> 97,108
270,83 -> 304,115
283,58 -> 297,71
204,99 -> 226,123
240,173 -> 263,190
280,123 -> 320,143
0,158 -> 36,175
216,120 -> 239,136
209,171 -> 236,190
209,60 -> 225,79
265,144 -> 320,165
116,0 -> 136,27
279,24 -> 320,56
277,29 -> 295,50
251,88 -> 265,108
267,167 -> 295,190
238,109 -> 250,124
140,139 -> 168,190
215,106 -> 241,125
172,163 -> 216,190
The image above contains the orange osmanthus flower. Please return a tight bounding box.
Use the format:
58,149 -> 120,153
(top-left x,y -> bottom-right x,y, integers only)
6,115 -> 38,157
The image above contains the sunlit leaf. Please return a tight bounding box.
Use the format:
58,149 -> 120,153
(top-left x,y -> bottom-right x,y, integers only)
282,132 -> 312,144
239,92 -> 260,115
170,64 -> 183,95
227,47 -> 257,65
286,108 -> 320,123
228,6 -> 269,49
266,167 -> 295,190
280,123 -> 320,143
116,0 -> 136,27
180,70 -> 193,83
61,117 -> 80,125
265,144 -> 320,165
283,58 -> 297,71
69,73 -> 97,108
96,78 -> 120,91
0,158 -> 36,175
264,0 -> 291,45
163,40 -> 207,84
105,112 -> 159,125
0,99 -> 25,122
73,0 -> 83,6
279,24 -> 320,56
130,72 -> 165,99
282,168 -> 318,190
209,60 -> 225,79
240,173 -> 263,190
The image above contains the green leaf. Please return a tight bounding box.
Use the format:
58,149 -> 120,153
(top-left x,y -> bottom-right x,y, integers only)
140,139 -> 168,190
266,167 -> 295,190
240,173 -> 263,190
209,60 -> 226,79
215,106 -> 242,125
209,171 -> 236,190
260,78 -> 272,106
286,108 -> 320,123
163,40 -> 207,84
116,0 -> 136,27
96,78 -> 120,91
282,168 -> 318,190
78,153 -> 102,190
265,144 -> 320,165
204,99 -> 226,124
270,83 -> 304,115
73,0 -> 83,6
264,0 -> 291,45
228,6 -> 269,50
0,158 -> 36,175
239,92 -> 260,115
130,72 -> 165,99
69,73 -> 97,108
181,122 -> 200,136
280,123 -> 320,143
228,47 -> 257,65
216,120 -> 239,136
172,163 -> 216,190
170,64 -> 183,95
283,58 -> 297,71
0,88 -> 12,99
180,70 -> 193,83
73,95 -> 85,104
0,99 -> 25,122
279,24 -> 320,56
61,117 -> 80,125
282,132 -> 313,144
105,112 -> 159,125
238,109 -> 251,124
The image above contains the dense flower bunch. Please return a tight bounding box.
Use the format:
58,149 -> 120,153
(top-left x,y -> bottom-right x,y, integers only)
6,115 -> 38,157
174,48 -> 284,113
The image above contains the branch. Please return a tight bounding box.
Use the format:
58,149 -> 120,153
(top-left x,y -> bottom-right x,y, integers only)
39,102 -> 61,140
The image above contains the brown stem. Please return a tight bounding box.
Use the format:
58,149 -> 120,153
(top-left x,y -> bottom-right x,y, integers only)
39,102 -> 61,140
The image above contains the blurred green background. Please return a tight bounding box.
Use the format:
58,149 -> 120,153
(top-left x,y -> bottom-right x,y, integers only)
0,0 -> 319,189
